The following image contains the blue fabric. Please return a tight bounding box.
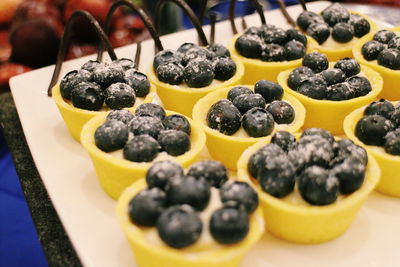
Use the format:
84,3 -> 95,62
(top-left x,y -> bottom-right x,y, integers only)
0,128 -> 47,267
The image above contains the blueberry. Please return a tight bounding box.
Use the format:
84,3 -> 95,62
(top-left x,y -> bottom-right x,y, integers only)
91,62 -> 125,89
163,114 -> 191,135
284,40 -> 306,61
242,107 -> 275,137
158,130 -> 190,156
260,43 -> 286,62
166,176 -> 210,211
326,82 -> 352,101
286,28 -> 307,46
156,62 -> 184,85
302,52 -> 329,73
209,206 -> 249,244
297,75 -> 327,99
70,82 -> 104,111
106,109 -> 134,125
287,66 -> 315,90
373,30 -> 396,44
298,166 -> 339,205
346,76 -> 372,97
331,157 -> 366,194
244,26 -> 262,36
361,41 -> 386,61
135,103 -> 166,120
258,155 -> 296,198
207,43 -> 230,57
207,99 -> 241,135
124,69 -> 151,97
128,115 -> 164,138
247,144 -> 285,178
320,68 -> 346,86
213,57 -> 236,81
301,128 -> 335,143
123,135 -> 160,162
307,23 -> 330,45
271,131 -> 296,152
95,120 -> 128,152
388,37 -> 400,50
153,49 -> 182,70
183,58 -> 214,88
157,205 -> 202,248
321,3 -> 350,26
384,129 -> 400,155
254,80 -> 283,103
296,11 -> 324,31
377,48 -> 400,70
220,181 -> 258,213
181,47 -> 215,66
235,34 -> 263,58
146,161 -> 184,189
105,82 -> 136,109
60,69 -> 91,100
349,14 -> 370,38
227,86 -> 253,102
187,160 -> 228,188
355,115 -> 394,146
364,99 -> 394,119
332,22 -> 354,43
81,60 -> 100,72
261,26 -> 287,45
129,188 -> 167,226
334,58 -> 361,77
114,58 -> 136,71
232,93 -> 266,114
390,107 -> 400,127
177,42 -> 198,54
332,139 -> 368,166
266,100 -> 295,124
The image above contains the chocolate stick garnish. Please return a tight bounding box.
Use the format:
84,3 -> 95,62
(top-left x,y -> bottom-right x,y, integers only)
277,0 -> 296,27
134,42 -> 142,68
198,0 -> 208,24
209,12 -> 217,45
241,16 -> 248,31
229,0 -> 266,35
298,0 -> 307,11
47,10 -> 117,96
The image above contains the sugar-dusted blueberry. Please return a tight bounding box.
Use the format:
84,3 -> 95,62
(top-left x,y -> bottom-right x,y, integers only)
284,40 -> 306,61
146,160 -> 184,189
373,29 -> 396,44
209,206 -> 249,244
355,115 -> 394,146
232,93 -> 266,115
287,66 -> 314,90
81,59 -> 100,72
245,26 -> 262,35
220,181 -> 258,213
349,14 -> 371,38
128,115 -> 164,138
207,99 -> 241,135
362,40 -> 386,61
177,42 -> 198,54
242,107 -> 275,137
107,109 -> 134,125
153,49 -> 182,70
124,69 -> 151,97
301,128 -> 335,143
390,107 -> 400,128
163,114 -> 191,135
156,62 -> 184,85
364,99 -> 394,119
320,68 -> 346,86
114,58 -> 136,71
286,28 -> 307,46
332,22 -> 354,43
271,131 -> 296,152
227,86 -> 253,102
388,37 -> 400,50
384,128 -> 400,155
321,3 -> 350,26
297,75 -> 327,99
123,135 -> 161,162
181,47 -> 215,66
334,58 -> 361,77
60,69 -> 91,100
296,11 -> 324,31
266,100 -> 295,124
157,205 -> 202,248
235,34 -> 263,58
326,82 -> 352,101
135,103 -> 166,120
95,120 -> 129,152
129,188 -> 167,226
254,80 -> 283,103
331,157 -> 366,194
302,52 -> 329,73
91,62 -> 125,89
183,58 -> 214,88
248,144 -> 285,178
261,26 -> 287,45
377,48 -> 400,70
70,82 -> 104,111
332,139 -> 368,166
213,57 -> 236,81
306,23 -> 330,45
260,43 -> 286,62
158,130 -> 190,156
298,166 -> 339,205
207,43 -> 230,57
346,76 -> 372,97
105,82 -> 136,109
187,160 -> 228,188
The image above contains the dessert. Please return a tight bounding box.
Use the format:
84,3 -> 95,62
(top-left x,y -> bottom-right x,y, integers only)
237,129 -> 380,243
80,103 -> 206,199
353,27 -> 400,100
147,0 -> 244,117
192,81 -> 305,170
116,160 -> 264,267
344,100 -> 400,197
277,52 -> 383,134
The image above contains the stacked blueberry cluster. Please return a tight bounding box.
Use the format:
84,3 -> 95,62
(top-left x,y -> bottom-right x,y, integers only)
355,99 -> 400,155
362,30 -> 400,70
60,58 -> 150,111
235,24 -> 308,62
128,160 -> 258,248
248,129 -> 368,205
94,103 -> 192,162
288,53 -> 372,100
297,3 -> 371,44
207,81 -> 295,137
153,43 -> 237,87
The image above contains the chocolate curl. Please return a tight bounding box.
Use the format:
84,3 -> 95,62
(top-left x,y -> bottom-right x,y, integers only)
229,0 -> 266,35
97,0 -> 163,65
241,16 -> 248,31
155,0 -> 209,47
198,0 -> 208,24
47,10 -> 117,96
209,12 -> 217,45
277,0 -> 296,27
134,42 -> 142,68
298,0 -> 307,11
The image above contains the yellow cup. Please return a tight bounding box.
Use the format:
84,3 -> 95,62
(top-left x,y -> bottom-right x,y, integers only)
343,102 -> 400,197
52,84 -> 156,142
353,27 -> 400,100
116,178 -> 265,267
192,85 -> 305,170
277,63 -> 383,135
147,55 -> 244,117
80,110 -> 206,200
237,134 -> 381,244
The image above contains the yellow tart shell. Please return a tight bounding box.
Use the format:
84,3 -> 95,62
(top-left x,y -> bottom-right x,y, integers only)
52,84 -> 156,142
344,102 -> 400,197
237,134 -> 381,244
116,178 -> 265,267
147,55 -> 244,117
192,85 -> 305,170
80,110 -> 206,200
277,63 -> 383,135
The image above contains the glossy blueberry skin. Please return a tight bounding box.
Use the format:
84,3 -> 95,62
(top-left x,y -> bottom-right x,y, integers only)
254,80 -> 283,103
334,58 -> 361,78
227,86 -> 253,102
146,160 -> 184,189
128,115 -> 164,139
187,160 -> 229,188
349,14 -> 371,38
213,57 -> 236,81
60,69 -> 91,100
153,49 -> 182,70
91,62 -> 125,89
355,115 -> 394,146
162,114 -> 191,135
70,82 -> 104,111
384,129 -> 400,155
306,23 -> 330,45
183,59 -> 214,88
284,40 -> 306,61
114,58 -> 136,71
331,157 -> 366,194
361,41 -> 386,61
320,68 -> 346,86
302,52 -> 329,73
106,109 -> 134,125
332,22 -> 354,43
266,101 -> 295,124
287,66 -> 315,90
271,131 -> 296,152
81,60 -> 100,72
158,130 -> 190,156
105,82 -> 136,110
156,62 -> 184,85
297,76 -> 327,100
321,3 -> 350,26
373,30 -> 396,44
220,181 -> 258,213
207,44 -> 230,57
235,34 -> 263,59
209,206 -> 249,244
124,69 -> 151,97
260,43 -> 286,62
157,205 -> 202,248
242,107 -> 275,137
207,100 -> 241,135
296,11 -> 324,31
177,42 -> 198,54
300,128 -> 335,143
286,28 -> 307,46
95,120 -> 128,152
135,103 -> 166,120
377,48 -> 400,70
128,188 -> 167,226
247,144 -> 285,178
123,135 -> 161,162
326,82 -> 352,101
346,76 -> 372,97
364,99 -> 395,119
232,93 -> 266,115
298,166 -> 339,206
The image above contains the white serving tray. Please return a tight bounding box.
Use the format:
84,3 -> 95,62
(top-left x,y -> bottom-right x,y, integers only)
9,1 -> 400,266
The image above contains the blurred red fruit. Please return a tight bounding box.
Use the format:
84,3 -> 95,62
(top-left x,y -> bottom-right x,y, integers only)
0,63 -> 32,91
0,0 -> 24,24
12,0 -> 61,26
